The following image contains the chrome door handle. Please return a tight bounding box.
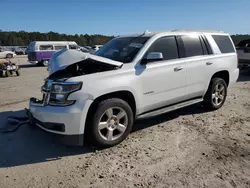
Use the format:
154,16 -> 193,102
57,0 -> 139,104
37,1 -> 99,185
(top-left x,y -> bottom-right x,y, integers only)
206,62 -> 213,65
174,67 -> 184,71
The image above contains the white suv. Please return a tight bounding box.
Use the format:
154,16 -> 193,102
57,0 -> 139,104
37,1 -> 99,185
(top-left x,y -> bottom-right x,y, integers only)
29,30 -> 239,148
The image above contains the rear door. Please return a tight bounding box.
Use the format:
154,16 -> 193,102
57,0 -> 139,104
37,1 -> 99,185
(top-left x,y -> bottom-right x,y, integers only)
178,34 -> 213,99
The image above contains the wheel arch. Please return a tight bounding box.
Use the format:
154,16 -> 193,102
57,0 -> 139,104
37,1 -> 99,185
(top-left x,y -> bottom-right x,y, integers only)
204,70 -> 230,96
211,70 -> 229,86
84,90 -> 137,139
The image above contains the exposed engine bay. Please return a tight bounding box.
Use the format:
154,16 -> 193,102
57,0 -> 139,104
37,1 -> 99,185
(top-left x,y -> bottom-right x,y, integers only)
48,58 -> 121,81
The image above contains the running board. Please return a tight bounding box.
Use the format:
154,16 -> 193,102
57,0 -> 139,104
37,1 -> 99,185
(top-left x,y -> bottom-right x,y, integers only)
137,98 -> 203,119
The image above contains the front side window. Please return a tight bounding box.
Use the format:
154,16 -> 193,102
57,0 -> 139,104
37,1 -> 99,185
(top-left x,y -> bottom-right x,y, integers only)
39,45 -> 53,51
212,35 -> 235,54
146,36 -> 179,61
94,36 -> 150,63
181,35 -> 203,57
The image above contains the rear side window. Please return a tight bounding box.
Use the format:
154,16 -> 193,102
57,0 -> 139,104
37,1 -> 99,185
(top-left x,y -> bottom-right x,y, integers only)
212,35 -> 235,53
54,45 -> 67,50
39,45 -> 53,51
181,35 -> 203,57
147,36 -> 179,61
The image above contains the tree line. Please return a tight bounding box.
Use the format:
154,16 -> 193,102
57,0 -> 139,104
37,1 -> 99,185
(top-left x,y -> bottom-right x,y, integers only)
0,30 -> 114,46
0,30 -> 249,47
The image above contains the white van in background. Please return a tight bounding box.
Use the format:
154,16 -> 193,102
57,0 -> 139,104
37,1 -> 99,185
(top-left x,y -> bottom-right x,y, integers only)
27,41 -> 79,66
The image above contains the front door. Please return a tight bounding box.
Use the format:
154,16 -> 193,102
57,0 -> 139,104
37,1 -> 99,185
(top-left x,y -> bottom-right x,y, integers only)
135,36 -> 187,114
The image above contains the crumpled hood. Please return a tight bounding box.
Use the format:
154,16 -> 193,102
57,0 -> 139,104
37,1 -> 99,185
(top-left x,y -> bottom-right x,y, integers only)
48,49 -> 123,75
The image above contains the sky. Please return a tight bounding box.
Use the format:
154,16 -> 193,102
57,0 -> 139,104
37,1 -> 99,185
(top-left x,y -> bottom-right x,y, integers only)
1,0 -> 249,36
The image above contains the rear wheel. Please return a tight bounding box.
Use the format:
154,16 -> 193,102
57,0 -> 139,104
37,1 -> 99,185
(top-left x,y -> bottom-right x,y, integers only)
6,54 -> 13,58
88,98 -> 134,148
203,78 -> 227,110
42,60 -> 49,67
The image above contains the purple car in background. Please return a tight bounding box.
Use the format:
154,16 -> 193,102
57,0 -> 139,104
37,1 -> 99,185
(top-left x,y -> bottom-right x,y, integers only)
27,41 -> 79,66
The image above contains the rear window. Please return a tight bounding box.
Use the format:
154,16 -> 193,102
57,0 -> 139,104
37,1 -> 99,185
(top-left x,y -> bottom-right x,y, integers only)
212,35 -> 235,54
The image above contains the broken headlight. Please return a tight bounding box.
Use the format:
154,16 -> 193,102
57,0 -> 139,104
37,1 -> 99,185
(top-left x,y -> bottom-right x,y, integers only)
49,81 -> 82,106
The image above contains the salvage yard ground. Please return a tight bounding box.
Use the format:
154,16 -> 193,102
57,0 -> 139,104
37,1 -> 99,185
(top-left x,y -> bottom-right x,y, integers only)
0,56 -> 250,188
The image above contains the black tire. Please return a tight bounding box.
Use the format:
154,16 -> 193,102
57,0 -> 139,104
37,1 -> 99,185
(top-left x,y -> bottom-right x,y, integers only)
0,71 -> 3,77
203,78 -> 227,110
6,54 -> 13,58
16,70 -> 20,76
88,98 -> 134,148
5,71 -> 10,77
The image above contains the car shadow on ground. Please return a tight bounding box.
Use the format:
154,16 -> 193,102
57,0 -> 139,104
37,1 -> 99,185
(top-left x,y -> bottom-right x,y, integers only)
0,110 -> 94,168
19,64 -> 37,68
0,104 -> 207,168
237,69 -> 250,82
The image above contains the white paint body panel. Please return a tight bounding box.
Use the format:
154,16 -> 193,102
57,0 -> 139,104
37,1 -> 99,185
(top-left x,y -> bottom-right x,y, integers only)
29,30 -> 239,136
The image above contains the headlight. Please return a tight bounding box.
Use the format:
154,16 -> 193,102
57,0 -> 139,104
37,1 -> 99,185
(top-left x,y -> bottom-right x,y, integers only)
49,82 -> 82,106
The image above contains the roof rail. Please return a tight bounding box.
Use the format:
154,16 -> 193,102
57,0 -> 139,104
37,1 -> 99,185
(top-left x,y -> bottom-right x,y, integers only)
171,29 -> 224,33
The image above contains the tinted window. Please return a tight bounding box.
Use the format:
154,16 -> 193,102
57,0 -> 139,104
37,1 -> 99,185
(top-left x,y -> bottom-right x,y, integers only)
212,35 -> 235,53
147,36 -> 179,60
181,35 -> 203,57
39,45 -> 53,51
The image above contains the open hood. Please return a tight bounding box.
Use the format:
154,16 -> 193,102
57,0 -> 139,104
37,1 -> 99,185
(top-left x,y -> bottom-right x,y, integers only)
48,49 -> 123,75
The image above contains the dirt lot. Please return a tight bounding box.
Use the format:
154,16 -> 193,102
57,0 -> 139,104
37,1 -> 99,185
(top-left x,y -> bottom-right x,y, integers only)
0,56 -> 250,188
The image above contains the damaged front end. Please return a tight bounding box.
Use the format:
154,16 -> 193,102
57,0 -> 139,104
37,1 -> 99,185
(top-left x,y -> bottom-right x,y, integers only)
30,49 -> 123,107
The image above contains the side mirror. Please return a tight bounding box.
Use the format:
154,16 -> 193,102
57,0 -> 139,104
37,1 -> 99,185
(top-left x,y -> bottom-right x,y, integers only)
141,52 -> 163,64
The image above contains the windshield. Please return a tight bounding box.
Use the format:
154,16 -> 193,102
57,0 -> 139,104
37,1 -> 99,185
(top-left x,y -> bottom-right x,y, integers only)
94,36 -> 150,63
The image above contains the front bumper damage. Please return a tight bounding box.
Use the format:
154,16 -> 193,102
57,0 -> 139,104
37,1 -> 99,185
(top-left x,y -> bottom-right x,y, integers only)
28,103 -> 84,146
28,79 -> 91,146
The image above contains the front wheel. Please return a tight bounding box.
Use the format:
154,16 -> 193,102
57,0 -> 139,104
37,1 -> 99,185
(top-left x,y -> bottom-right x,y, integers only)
203,78 -> 227,110
89,98 -> 134,148
16,70 -> 20,76
5,71 -> 10,77
6,54 -> 13,58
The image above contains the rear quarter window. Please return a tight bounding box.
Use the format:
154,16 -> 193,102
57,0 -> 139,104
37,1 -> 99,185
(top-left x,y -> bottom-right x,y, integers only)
212,35 -> 235,54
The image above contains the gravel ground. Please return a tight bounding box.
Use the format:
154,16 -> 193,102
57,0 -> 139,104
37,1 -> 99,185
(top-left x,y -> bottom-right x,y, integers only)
0,57 -> 250,188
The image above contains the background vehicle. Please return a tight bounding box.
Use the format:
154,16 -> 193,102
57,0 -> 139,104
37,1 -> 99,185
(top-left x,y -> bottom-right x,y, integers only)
236,39 -> 250,70
29,30 -> 239,148
89,45 -> 103,54
0,59 -> 20,77
79,46 -> 90,53
27,41 -> 78,66
15,46 -> 27,55
0,48 -> 16,58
